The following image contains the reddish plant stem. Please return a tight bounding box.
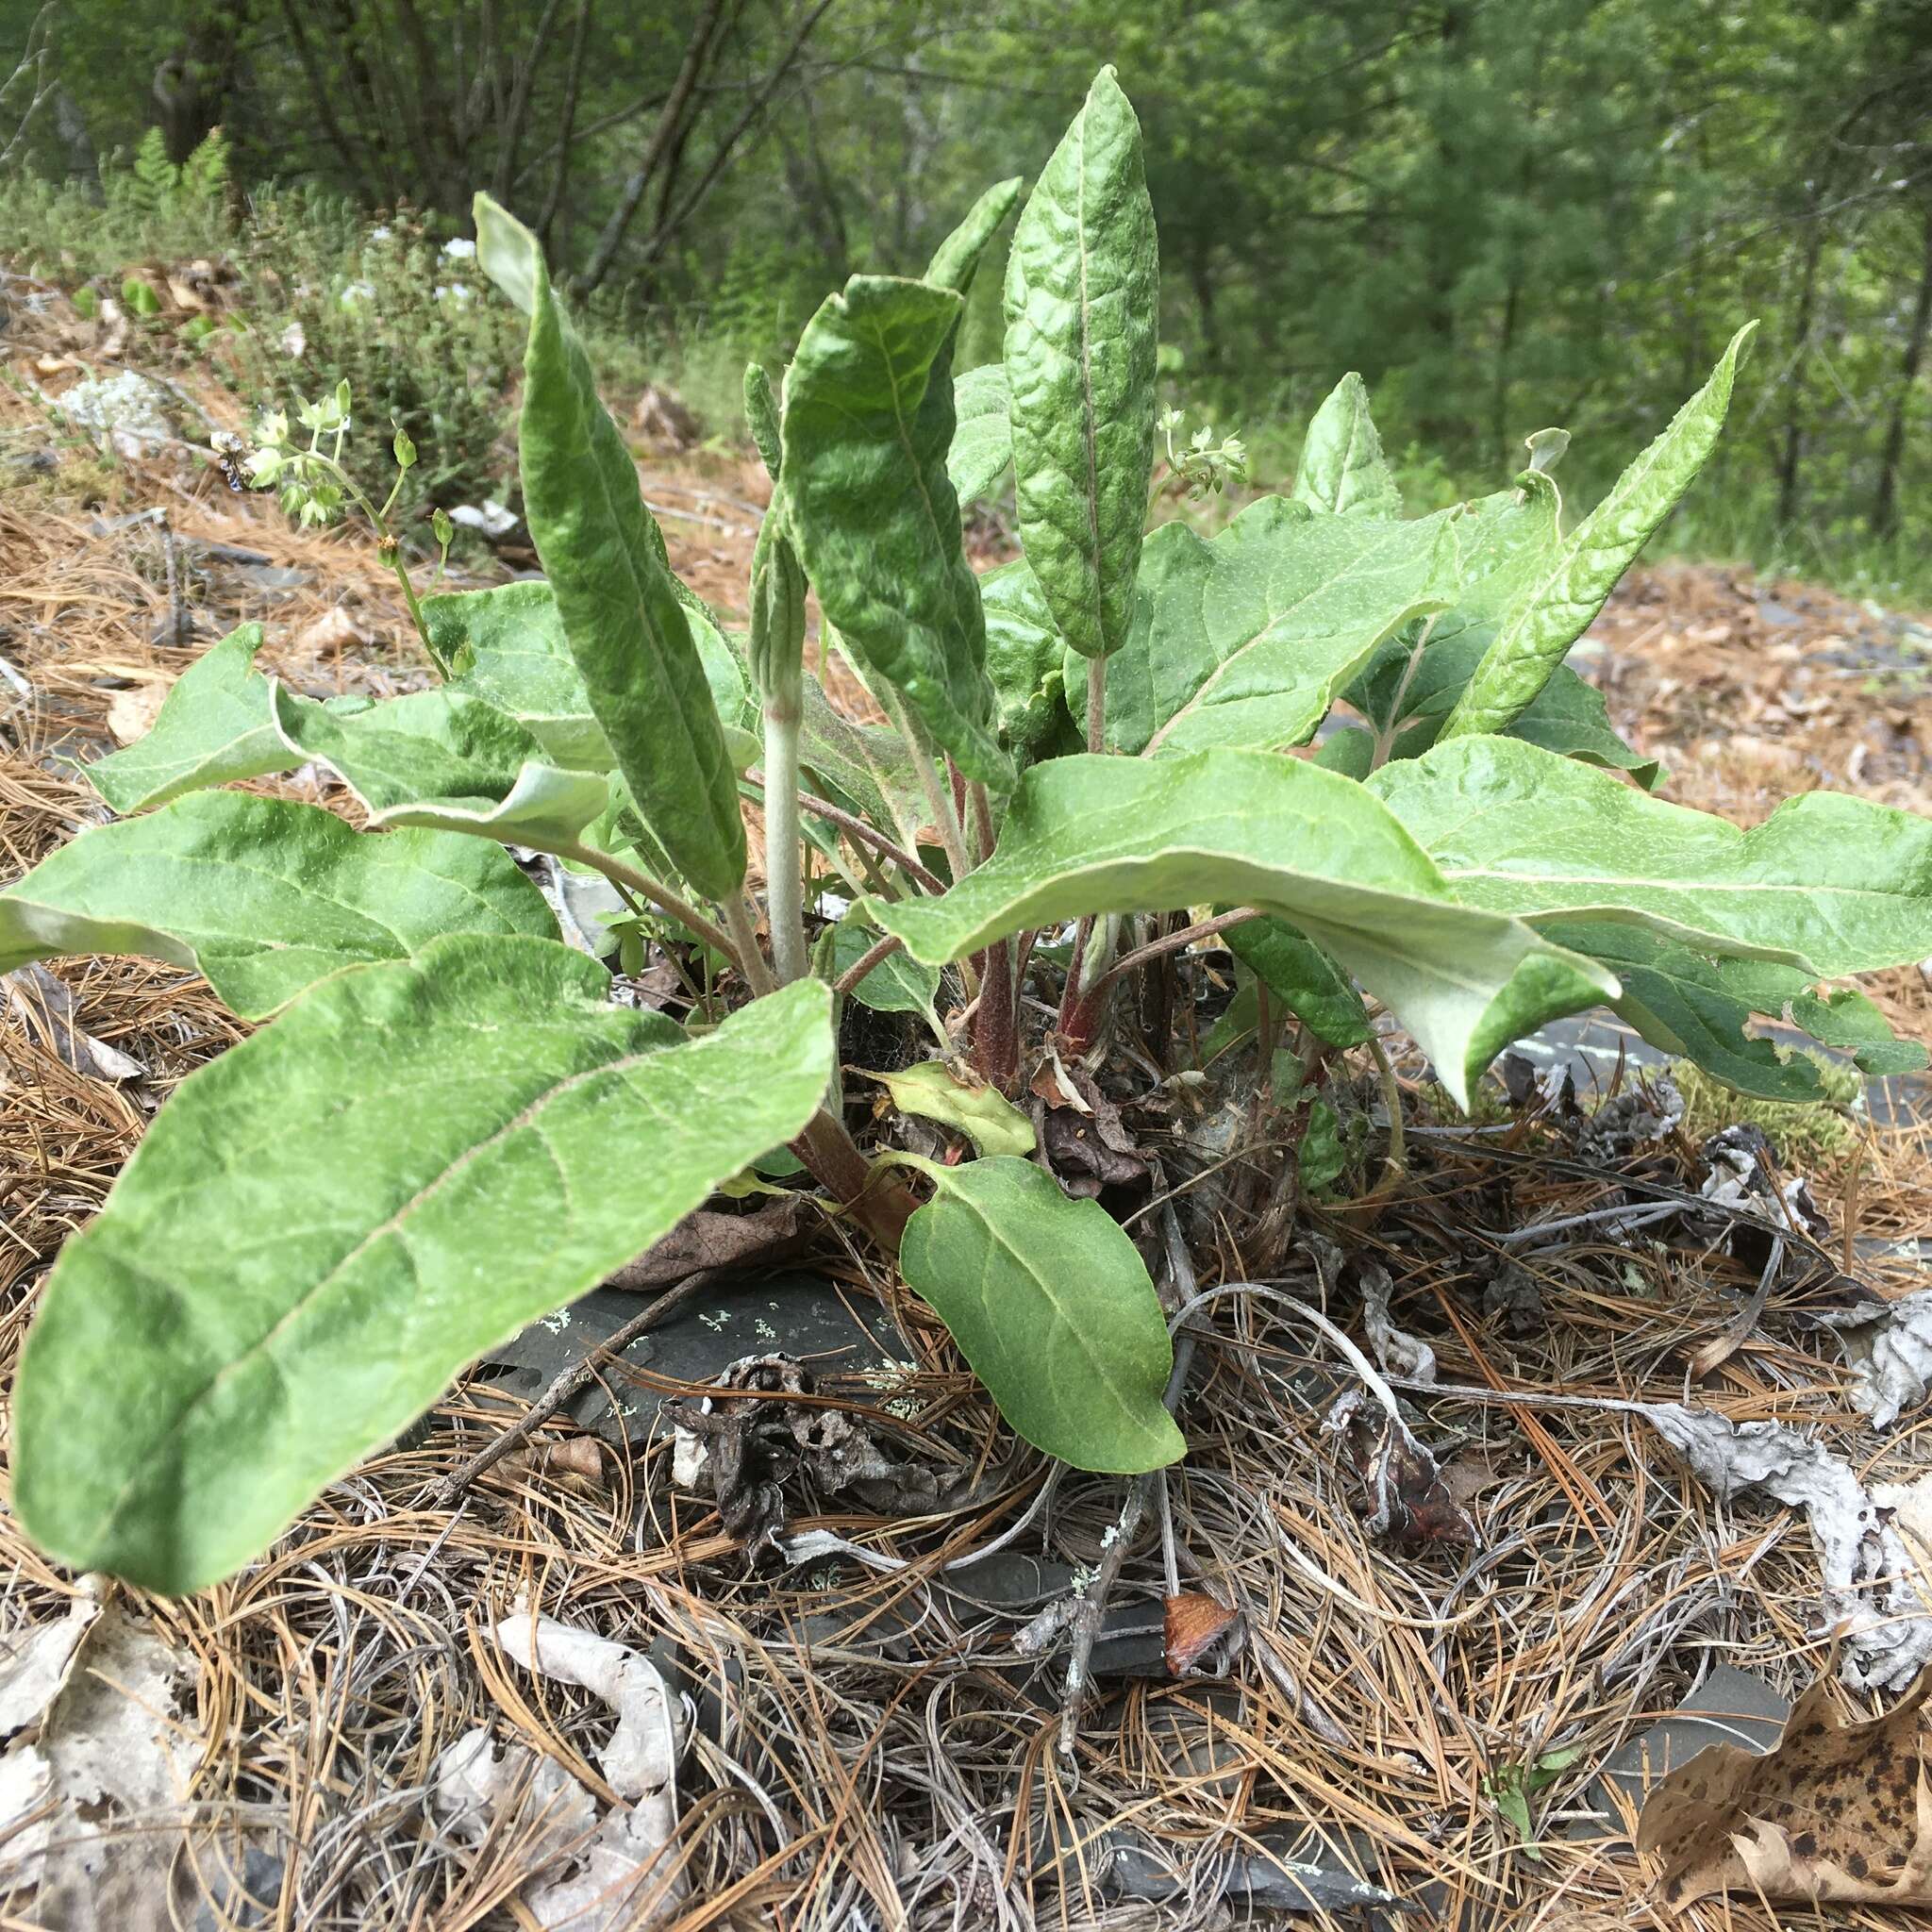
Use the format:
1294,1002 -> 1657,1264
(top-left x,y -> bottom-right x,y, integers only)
791,1108 -> 914,1253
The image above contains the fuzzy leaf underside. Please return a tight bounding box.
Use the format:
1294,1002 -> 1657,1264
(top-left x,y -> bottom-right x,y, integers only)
0,791 -> 556,1017
1371,737 -> 1932,975
1441,325 -> 1756,739
1003,66 -> 1158,662
899,1156 -> 1182,1471
270,684 -> 610,845
867,750 -> 1616,1106
14,955 -> 833,1593
780,275 -> 1010,787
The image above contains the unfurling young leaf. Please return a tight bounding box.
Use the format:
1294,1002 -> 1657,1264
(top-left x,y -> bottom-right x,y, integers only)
475,192 -> 746,902
13,956 -> 835,1593
1004,66 -> 1158,662
1292,373 -> 1403,520
898,1155 -> 1183,1472
1440,324 -> 1757,740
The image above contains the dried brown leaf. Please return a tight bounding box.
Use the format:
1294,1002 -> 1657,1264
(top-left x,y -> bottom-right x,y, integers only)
1640,1668 -> 1932,1908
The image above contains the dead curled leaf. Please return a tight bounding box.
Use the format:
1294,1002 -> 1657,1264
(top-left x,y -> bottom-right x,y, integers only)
1323,1387 -> 1476,1547
603,1193 -> 814,1291
1640,1667 -> 1932,1908
1163,1592 -> 1242,1676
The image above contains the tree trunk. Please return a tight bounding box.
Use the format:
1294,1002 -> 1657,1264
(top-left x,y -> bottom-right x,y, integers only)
1873,199 -> 1932,541
1775,202 -> 1830,530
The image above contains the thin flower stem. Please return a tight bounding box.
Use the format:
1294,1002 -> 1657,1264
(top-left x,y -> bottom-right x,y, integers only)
760,691 -> 808,983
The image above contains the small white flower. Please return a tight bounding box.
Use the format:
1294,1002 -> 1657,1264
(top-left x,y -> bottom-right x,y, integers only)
339,279 -> 375,308
369,224 -> 393,243
434,281 -> 475,306
441,236 -> 477,260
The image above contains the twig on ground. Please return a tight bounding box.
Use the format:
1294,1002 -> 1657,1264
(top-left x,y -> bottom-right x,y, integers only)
427,1269 -> 720,1507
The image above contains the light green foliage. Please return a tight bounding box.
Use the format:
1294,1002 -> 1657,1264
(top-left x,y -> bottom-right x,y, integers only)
270,685 -> 609,845
1003,67 -> 1158,662
14,957 -> 832,1592
0,793 -> 555,1018
1224,921 -> 1373,1049
426,581 -> 612,772
487,194 -> 747,901
898,1156 -> 1183,1471
86,625 -> 301,813
979,555 -> 1073,761
827,921 -> 941,1022
949,365 -> 1014,506
1292,374 -> 1403,519
867,749 -> 1615,1106
866,1060 -> 1036,1158
1084,496 -> 1459,756
1441,326 -> 1757,739
925,178 -> 1023,298
780,275 -> 1010,786
1371,737 -> 1932,974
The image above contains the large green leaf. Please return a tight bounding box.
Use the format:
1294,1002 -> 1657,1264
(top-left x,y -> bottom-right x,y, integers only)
780,275 -> 1010,788
0,791 -> 555,1017
1371,737 -> 1932,975
1440,325 -> 1756,740
1087,497 -> 1457,757
827,918 -> 941,1020
271,684 -> 609,845
979,555 -> 1071,760
1541,921 -> 1926,1104
85,625 -> 302,813
950,364 -> 1014,506
1003,66 -> 1158,662
1291,373 -> 1402,520
482,193 -> 746,901
898,1155 -> 1182,1472
1348,630 -> 1662,789
866,750 -> 1615,1106
426,581 -> 610,771
14,953 -> 834,1592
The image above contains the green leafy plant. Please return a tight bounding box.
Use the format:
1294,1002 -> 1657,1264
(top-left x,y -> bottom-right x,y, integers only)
9,69 -> 1932,1596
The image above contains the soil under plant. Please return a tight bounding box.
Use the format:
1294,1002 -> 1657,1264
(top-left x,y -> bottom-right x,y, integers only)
3,308 -> 1932,1928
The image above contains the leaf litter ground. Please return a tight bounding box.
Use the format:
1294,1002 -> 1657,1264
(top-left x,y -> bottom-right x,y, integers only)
3,337 -> 1932,1927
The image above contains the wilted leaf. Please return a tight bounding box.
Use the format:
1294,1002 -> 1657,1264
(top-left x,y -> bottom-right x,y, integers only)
1640,1669 -> 1932,1908
0,791 -> 556,1018
866,1059 -> 1034,1158
898,1154 -> 1182,1472
271,683 -> 608,846
14,956 -> 834,1591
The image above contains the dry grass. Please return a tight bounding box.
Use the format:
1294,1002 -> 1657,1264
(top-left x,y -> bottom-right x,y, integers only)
2,341 -> 1930,1930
